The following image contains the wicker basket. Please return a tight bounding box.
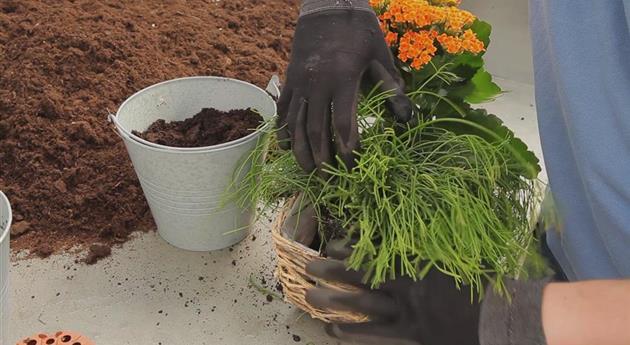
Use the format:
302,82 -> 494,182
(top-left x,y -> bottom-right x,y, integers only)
271,197 -> 368,323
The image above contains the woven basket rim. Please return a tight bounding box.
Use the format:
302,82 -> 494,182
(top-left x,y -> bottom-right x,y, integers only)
271,195 -> 368,323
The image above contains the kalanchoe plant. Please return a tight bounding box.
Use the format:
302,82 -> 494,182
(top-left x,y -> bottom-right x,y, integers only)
373,0 -> 540,178
371,0 -> 494,101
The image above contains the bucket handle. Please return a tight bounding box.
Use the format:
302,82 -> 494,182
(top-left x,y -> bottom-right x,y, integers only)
107,112 -> 126,140
266,75 -> 281,99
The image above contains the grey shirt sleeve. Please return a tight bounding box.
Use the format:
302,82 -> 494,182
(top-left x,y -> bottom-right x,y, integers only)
300,0 -> 373,17
479,278 -> 551,345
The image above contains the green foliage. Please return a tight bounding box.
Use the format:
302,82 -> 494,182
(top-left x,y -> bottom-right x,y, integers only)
406,18 -> 538,179
404,83 -> 540,180
434,106 -> 542,179
232,89 -> 542,295
471,19 -> 492,48
451,68 -> 503,103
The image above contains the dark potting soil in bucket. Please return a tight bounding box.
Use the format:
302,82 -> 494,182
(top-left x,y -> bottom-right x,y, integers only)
132,108 -> 263,148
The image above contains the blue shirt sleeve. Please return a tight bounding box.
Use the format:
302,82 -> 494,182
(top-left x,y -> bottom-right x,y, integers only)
530,0 -> 630,279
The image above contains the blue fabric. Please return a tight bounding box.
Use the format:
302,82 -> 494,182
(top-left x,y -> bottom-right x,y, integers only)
530,0 -> 630,280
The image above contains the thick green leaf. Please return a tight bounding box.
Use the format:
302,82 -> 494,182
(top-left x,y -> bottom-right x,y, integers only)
471,19 -> 492,49
436,107 -> 541,179
451,68 -> 503,103
449,53 -> 484,80
452,52 -> 484,69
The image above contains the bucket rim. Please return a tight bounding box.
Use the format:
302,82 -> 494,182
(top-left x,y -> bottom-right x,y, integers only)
112,76 -> 277,152
0,191 -> 12,245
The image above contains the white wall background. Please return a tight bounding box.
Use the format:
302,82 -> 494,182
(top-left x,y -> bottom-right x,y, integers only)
461,0 -> 534,85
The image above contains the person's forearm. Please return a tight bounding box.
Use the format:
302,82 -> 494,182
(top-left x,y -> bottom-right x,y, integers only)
300,0 -> 372,16
479,278 -> 630,345
543,280 -> 630,345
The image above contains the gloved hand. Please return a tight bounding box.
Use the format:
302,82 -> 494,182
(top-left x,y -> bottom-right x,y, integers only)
278,0 -> 414,173
305,239 -> 482,345
281,194 -> 318,246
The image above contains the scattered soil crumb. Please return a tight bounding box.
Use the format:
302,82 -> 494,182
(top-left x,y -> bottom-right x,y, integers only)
84,244 -> 112,264
10,221 -> 30,237
35,244 -> 54,258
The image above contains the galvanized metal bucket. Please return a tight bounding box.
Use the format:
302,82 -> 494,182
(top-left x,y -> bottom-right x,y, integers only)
111,77 -> 278,251
0,191 -> 11,345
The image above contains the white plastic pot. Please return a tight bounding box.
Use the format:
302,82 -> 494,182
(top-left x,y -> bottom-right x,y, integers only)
0,191 -> 11,345
111,76 -> 278,251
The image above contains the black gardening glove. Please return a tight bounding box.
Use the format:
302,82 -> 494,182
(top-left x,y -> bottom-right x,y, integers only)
281,194 -> 318,246
305,240 -> 482,345
278,0 -> 413,173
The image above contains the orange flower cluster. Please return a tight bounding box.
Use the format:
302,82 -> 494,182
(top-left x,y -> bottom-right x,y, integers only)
437,29 -> 484,54
385,31 -> 399,45
442,6 -> 476,32
399,30 -> 438,68
429,0 -> 461,5
371,0 -> 485,69
460,29 -> 485,53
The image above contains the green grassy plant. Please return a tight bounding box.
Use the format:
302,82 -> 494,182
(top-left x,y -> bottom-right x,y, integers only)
231,87 -> 541,296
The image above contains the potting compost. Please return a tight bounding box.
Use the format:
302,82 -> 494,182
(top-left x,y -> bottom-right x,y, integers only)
132,108 -> 263,148
0,0 -> 298,259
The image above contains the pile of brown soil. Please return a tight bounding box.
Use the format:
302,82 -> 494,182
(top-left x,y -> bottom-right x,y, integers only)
0,0 -> 298,260
133,108 -> 263,148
